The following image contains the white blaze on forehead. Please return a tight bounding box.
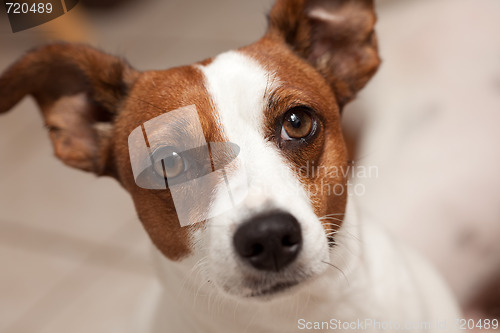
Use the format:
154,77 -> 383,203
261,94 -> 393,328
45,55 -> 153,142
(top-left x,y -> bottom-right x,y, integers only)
198,51 -> 274,215
198,51 -> 271,140
198,50 -> 307,211
198,50 -> 281,193
198,50 -> 280,215
198,51 -> 329,285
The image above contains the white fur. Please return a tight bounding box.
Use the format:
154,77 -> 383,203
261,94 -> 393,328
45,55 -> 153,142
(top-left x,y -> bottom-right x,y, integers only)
197,51 -> 332,297
146,200 -> 460,333
139,51 -> 461,333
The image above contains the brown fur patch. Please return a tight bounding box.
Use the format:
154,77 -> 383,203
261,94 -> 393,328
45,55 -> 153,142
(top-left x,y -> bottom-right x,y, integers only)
241,38 -> 347,235
0,43 -> 226,260
236,0 -> 380,236
113,66 -> 226,260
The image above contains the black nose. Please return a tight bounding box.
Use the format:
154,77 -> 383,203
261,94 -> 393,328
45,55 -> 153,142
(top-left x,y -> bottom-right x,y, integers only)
233,211 -> 302,272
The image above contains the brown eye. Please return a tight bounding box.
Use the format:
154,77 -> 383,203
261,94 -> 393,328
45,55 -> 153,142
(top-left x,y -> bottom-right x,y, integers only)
281,107 -> 314,140
153,148 -> 185,179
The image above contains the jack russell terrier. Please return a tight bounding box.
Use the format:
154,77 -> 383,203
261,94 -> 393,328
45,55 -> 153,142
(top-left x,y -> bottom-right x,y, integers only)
0,0 -> 461,332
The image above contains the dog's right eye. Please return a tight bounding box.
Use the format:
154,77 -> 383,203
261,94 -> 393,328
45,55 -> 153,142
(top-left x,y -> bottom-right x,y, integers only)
152,147 -> 186,179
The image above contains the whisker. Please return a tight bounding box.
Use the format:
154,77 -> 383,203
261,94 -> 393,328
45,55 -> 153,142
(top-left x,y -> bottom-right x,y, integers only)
321,260 -> 349,286
320,216 -> 344,222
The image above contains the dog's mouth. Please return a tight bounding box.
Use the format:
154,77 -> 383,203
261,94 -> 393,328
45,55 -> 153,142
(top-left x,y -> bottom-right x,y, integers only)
247,280 -> 299,298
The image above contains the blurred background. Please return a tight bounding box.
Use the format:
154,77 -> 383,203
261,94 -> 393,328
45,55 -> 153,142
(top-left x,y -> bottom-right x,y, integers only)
0,0 -> 499,332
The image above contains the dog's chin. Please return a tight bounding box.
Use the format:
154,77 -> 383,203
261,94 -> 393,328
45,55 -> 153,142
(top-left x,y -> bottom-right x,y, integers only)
245,280 -> 301,300
215,270 -> 321,302
218,280 -> 302,302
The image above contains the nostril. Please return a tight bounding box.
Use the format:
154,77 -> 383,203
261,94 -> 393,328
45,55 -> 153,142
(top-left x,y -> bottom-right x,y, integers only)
233,211 -> 303,272
249,243 -> 264,257
282,234 -> 299,247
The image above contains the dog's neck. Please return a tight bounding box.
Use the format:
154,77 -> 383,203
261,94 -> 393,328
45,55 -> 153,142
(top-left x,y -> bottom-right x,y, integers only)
148,199 -> 369,333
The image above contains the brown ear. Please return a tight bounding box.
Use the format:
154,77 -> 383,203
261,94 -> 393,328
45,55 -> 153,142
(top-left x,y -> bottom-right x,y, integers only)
267,0 -> 380,108
0,43 -> 138,176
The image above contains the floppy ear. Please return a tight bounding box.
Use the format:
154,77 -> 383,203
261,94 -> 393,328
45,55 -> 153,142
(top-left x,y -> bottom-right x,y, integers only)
267,0 -> 380,108
0,43 -> 138,176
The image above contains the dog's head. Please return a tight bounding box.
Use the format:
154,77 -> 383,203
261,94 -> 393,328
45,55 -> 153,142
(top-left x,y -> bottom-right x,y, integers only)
0,0 -> 379,299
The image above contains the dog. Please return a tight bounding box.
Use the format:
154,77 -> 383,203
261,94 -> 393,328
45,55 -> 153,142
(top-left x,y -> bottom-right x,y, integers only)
0,0 -> 461,332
